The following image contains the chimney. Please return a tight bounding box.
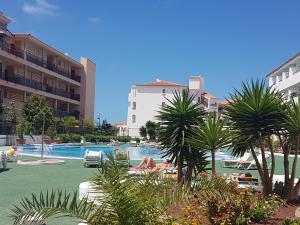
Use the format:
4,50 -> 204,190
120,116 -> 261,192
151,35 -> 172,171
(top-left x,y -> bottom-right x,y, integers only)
188,75 -> 204,92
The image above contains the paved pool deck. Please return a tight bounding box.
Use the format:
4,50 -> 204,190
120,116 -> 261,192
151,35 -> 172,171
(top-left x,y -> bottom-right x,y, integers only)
0,156 -> 299,225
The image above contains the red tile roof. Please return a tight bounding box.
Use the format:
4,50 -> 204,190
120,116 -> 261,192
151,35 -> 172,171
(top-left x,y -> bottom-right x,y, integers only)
219,99 -> 232,105
202,92 -> 216,99
266,51 -> 300,77
136,80 -> 186,87
113,121 -> 127,126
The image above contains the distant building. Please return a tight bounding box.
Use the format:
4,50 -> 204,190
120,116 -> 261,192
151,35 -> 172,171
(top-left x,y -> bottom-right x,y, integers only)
0,13 -> 96,120
267,51 -> 300,102
126,76 -> 219,137
113,121 -> 128,136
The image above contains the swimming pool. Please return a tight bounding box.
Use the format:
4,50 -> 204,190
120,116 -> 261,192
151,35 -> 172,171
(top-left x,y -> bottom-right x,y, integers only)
20,144 -> 233,160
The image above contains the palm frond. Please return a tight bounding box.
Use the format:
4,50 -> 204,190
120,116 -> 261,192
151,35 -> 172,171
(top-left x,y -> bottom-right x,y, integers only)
10,190 -> 96,225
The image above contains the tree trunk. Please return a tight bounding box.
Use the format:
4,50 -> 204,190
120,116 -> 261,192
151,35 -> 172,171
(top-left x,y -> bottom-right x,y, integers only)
211,150 -> 216,175
285,136 -> 300,201
185,163 -> 194,185
177,151 -> 183,184
250,144 -> 272,196
267,135 -> 275,180
258,136 -> 273,196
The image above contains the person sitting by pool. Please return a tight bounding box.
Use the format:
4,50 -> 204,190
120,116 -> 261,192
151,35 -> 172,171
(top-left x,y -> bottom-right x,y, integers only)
6,146 -> 17,157
137,157 -> 172,169
6,146 -> 17,161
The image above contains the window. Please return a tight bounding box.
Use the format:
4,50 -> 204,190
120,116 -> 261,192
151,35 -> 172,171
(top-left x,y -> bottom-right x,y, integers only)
162,89 -> 166,94
198,97 -> 201,103
278,75 -> 282,82
132,115 -> 136,123
132,101 -> 136,110
162,102 -> 166,107
132,88 -> 137,97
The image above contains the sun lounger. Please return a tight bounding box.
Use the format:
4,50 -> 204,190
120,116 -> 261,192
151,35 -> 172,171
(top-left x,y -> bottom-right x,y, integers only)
238,153 -> 270,170
84,150 -> 103,167
114,149 -> 130,168
128,167 -> 156,175
223,152 -> 251,168
0,151 -> 7,170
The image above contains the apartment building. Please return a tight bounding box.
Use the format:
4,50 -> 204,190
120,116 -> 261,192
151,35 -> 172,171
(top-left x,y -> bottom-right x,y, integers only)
126,76 -> 219,137
0,13 -> 96,120
267,52 -> 300,102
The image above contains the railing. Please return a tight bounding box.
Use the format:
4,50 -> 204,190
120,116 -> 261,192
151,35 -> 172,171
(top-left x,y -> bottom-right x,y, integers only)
0,41 -> 81,83
0,73 -> 80,101
54,110 -> 80,119
0,41 -> 24,59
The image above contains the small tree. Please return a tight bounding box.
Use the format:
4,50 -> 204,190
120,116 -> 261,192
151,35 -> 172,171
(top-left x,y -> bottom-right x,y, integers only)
157,89 -> 205,183
62,116 -> 77,134
139,126 -> 147,139
23,96 -> 54,134
145,121 -> 158,141
189,114 -> 231,174
3,100 -> 19,134
83,119 -> 95,134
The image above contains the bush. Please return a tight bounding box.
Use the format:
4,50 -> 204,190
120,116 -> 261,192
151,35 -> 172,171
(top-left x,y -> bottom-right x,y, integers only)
84,134 -> 112,143
59,134 -> 81,143
282,217 -> 300,225
115,136 -> 131,143
167,175 -> 283,225
249,194 -> 283,223
84,135 -> 131,143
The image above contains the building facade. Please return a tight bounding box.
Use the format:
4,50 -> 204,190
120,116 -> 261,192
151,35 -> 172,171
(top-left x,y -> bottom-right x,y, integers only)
267,52 -> 300,102
126,76 -> 219,137
0,13 -> 96,121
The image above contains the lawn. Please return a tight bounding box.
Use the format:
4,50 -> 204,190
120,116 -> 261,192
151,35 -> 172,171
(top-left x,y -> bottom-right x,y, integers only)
0,156 -> 299,225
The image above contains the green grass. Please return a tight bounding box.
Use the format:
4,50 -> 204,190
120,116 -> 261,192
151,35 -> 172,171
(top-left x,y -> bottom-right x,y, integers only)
0,156 -> 299,225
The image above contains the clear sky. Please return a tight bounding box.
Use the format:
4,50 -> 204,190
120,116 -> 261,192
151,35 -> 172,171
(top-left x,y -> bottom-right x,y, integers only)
2,0 -> 300,123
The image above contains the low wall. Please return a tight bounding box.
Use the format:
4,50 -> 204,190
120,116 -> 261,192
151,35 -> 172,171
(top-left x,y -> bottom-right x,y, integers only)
0,135 -> 6,146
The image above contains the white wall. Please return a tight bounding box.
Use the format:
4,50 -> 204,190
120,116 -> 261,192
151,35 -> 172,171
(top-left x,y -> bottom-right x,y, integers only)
127,86 -> 186,137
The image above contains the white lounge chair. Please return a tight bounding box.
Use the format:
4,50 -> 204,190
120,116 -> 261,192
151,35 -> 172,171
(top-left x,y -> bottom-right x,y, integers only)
0,151 -> 7,170
223,152 -> 251,168
84,150 -> 103,168
238,153 -> 270,170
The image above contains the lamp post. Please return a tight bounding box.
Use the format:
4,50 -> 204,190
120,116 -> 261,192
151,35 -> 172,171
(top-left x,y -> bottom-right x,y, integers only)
41,108 -> 51,159
97,113 -> 101,129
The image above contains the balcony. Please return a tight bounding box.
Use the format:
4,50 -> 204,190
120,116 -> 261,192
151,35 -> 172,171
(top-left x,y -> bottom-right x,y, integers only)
0,72 -> 80,102
54,109 -> 80,119
0,41 -> 24,58
0,41 -> 81,83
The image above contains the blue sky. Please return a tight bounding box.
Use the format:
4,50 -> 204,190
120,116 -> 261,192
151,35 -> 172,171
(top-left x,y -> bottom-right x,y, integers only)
2,0 -> 300,123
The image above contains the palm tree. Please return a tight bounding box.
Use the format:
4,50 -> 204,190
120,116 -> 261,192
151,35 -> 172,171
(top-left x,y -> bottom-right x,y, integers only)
157,89 -> 205,183
10,156 -> 184,225
62,116 -> 77,134
281,98 -> 300,200
139,126 -> 147,139
225,80 -> 285,195
189,114 -> 231,174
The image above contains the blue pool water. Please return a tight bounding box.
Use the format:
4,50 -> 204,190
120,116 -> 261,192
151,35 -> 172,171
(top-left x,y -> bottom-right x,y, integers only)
20,144 -> 233,160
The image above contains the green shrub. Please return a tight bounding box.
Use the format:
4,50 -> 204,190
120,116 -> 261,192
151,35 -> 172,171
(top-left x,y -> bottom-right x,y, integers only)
193,175 -> 283,225
84,135 -> 131,143
84,135 -> 112,143
115,136 -> 131,143
249,194 -> 283,223
282,217 -> 300,225
59,134 -> 81,143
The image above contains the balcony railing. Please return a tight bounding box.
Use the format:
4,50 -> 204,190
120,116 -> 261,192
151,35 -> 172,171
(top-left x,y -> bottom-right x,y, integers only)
0,41 -> 81,83
0,41 -> 24,58
0,73 -> 80,101
54,109 -> 80,119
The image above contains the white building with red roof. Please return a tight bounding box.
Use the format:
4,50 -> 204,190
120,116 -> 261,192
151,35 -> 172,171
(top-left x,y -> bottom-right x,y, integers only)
126,76 -> 219,137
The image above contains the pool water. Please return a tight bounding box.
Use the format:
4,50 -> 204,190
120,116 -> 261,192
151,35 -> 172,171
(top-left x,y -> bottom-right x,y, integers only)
20,144 -> 233,160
